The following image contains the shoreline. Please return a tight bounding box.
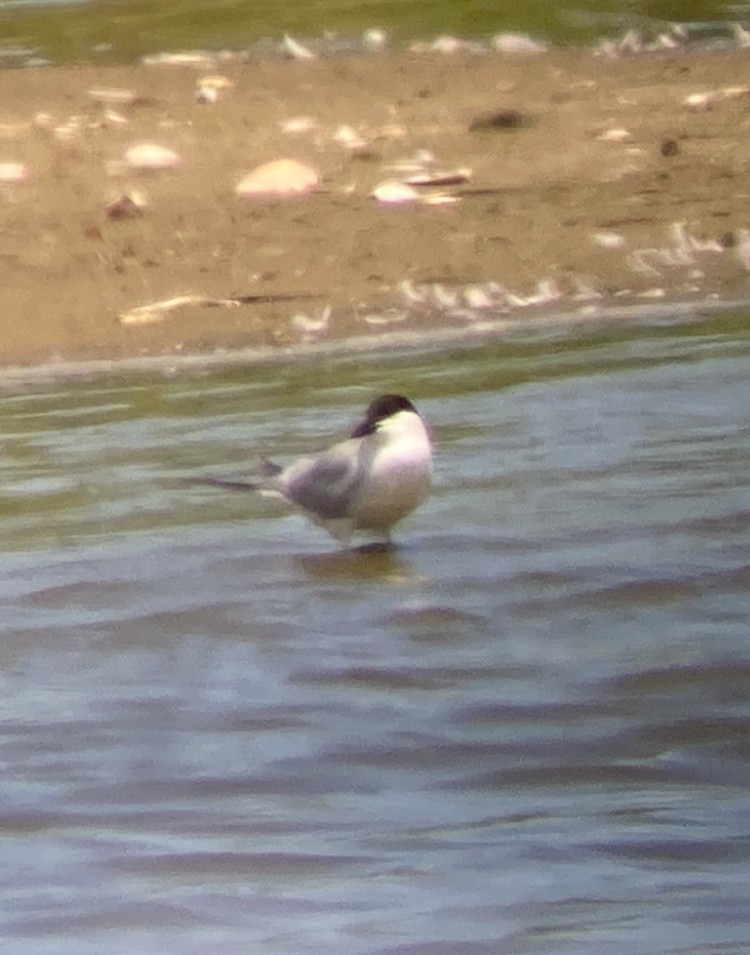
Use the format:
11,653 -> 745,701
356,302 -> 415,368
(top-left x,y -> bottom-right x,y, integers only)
1,47 -> 750,372
2,4 -> 748,69
0,296 -> 745,386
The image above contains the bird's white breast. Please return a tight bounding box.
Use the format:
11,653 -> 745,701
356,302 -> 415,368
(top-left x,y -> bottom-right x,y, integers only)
353,410 -> 432,529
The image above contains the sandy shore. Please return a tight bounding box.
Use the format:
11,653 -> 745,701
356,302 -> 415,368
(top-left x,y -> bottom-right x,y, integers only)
1,47 -> 749,368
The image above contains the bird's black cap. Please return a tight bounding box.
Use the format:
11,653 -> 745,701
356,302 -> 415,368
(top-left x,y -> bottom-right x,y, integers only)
351,394 -> 418,437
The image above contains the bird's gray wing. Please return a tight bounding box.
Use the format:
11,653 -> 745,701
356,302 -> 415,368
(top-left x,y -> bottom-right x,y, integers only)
280,441 -> 364,519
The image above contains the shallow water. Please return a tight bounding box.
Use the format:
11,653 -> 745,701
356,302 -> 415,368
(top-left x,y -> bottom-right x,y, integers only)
2,310 -> 750,954
3,0 -> 750,66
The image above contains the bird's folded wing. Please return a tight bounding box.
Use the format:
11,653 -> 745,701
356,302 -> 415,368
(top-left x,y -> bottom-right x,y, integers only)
282,445 -> 363,519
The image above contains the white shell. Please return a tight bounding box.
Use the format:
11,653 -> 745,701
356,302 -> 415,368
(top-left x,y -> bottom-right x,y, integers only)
404,168 -> 471,187
431,35 -> 465,54
125,143 -> 182,171
430,284 -> 458,308
281,116 -> 317,134
0,161 -> 27,182
683,92 -> 717,110
102,108 -> 128,126
362,28 -> 389,52
281,34 -> 316,61
235,159 -> 319,197
195,85 -> 219,104
142,50 -> 215,67
32,112 -> 54,130
591,231 -> 626,249
195,74 -> 234,104
371,180 -> 419,204
53,118 -> 83,142
597,128 -> 632,143
291,306 -> 331,341
387,150 -> 437,174
88,87 -> 139,105
197,74 -> 233,91
398,280 -> 427,305
332,124 -> 368,151
492,33 -> 548,54
421,193 -> 461,206
362,310 -> 408,326
463,285 -> 494,309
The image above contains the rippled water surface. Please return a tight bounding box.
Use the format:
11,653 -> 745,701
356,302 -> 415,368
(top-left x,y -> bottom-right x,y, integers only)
3,311 -> 750,954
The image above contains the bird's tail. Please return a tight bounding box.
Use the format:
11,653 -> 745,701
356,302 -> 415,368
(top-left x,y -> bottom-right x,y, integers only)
182,476 -> 259,492
183,458 -> 282,493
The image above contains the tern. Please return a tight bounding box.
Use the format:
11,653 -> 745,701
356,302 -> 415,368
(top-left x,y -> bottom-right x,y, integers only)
188,394 -> 432,545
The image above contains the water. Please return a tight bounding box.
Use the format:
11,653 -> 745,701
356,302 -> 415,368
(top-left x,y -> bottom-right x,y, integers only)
3,0 -> 750,67
2,310 -> 750,954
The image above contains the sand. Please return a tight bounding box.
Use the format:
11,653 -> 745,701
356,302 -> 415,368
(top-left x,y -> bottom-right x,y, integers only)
1,47 -> 749,369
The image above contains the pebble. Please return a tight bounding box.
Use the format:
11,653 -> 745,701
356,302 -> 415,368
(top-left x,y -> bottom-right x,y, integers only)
106,191 -> 147,220
469,109 -> 531,132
